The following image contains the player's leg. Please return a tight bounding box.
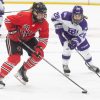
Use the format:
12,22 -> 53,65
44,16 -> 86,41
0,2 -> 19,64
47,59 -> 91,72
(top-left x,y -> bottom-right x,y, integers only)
79,49 -> 100,73
0,15 -> 3,37
15,37 -> 39,85
62,41 -> 72,75
0,38 -> 22,88
77,39 -> 100,73
57,33 -> 72,75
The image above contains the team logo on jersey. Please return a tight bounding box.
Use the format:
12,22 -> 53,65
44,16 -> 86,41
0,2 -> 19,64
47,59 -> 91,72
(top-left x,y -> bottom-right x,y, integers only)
68,27 -> 78,36
23,24 -> 30,30
20,24 -> 35,37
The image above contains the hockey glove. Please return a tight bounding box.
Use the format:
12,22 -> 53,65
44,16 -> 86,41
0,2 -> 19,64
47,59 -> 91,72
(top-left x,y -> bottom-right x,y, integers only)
32,46 -> 44,62
8,26 -> 19,35
68,38 -> 78,50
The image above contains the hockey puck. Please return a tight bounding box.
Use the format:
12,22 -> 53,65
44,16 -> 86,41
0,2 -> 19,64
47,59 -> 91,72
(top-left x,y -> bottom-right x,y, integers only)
82,90 -> 87,94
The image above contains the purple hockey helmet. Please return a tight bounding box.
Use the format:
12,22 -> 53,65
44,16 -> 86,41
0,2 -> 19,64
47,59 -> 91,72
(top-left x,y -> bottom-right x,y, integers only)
72,6 -> 83,15
72,6 -> 84,24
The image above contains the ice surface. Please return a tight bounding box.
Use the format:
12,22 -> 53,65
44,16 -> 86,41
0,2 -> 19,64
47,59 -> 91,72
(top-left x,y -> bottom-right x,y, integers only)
0,4 -> 100,100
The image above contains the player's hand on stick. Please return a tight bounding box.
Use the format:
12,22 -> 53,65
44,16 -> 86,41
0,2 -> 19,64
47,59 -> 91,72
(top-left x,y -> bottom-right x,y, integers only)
68,38 -> 78,50
32,46 -> 44,62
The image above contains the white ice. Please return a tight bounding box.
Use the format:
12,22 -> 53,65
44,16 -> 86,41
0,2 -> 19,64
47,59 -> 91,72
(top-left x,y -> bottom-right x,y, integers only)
0,4 -> 100,100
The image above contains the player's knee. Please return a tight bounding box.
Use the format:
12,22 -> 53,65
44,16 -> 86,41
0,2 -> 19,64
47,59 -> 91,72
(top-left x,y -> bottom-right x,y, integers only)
63,46 -> 71,56
8,53 -> 21,65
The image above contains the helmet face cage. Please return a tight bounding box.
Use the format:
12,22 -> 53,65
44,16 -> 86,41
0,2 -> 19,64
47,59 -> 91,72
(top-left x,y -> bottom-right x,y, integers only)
72,6 -> 83,24
32,2 -> 47,22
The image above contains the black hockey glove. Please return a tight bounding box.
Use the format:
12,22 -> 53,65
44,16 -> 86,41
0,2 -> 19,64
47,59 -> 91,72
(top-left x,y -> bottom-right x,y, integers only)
68,38 -> 78,50
31,46 -> 44,62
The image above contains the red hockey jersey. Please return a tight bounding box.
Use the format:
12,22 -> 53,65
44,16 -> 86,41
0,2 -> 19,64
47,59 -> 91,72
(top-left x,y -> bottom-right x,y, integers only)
5,11 -> 49,49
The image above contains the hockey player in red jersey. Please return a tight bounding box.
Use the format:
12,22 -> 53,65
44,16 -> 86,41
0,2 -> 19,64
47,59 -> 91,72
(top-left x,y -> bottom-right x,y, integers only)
0,2 -> 49,88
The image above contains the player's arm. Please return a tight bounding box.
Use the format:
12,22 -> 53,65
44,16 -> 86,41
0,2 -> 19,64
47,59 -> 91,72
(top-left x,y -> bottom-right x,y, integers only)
76,20 -> 88,44
4,12 -> 23,34
68,21 -> 88,50
37,20 -> 49,50
5,12 -> 25,41
51,12 -> 67,45
51,11 -> 63,32
4,12 -> 24,41
33,21 -> 49,60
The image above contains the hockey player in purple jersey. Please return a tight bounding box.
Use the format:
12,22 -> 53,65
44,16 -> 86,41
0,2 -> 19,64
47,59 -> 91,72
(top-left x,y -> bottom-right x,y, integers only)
51,5 -> 100,75
0,0 -> 4,35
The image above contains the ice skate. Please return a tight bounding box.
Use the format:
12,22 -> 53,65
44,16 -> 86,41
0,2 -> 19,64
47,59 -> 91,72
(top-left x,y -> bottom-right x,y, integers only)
63,65 -> 71,76
85,63 -> 100,73
14,67 -> 28,85
0,80 -> 5,89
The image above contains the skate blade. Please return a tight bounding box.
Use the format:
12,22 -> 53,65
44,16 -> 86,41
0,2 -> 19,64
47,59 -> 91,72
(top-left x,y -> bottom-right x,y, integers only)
14,73 -> 26,85
89,68 -> 99,73
64,73 -> 70,76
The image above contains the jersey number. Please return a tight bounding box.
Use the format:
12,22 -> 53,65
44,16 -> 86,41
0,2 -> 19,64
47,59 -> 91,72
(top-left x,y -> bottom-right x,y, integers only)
53,12 -> 60,20
79,33 -> 86,38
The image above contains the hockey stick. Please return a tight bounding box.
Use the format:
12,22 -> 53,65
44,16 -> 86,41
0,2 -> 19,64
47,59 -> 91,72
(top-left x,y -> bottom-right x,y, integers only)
62,33 -> 100,77
4,9 -> 29,13
75,49 -> 100,77
19,39 -> 87,93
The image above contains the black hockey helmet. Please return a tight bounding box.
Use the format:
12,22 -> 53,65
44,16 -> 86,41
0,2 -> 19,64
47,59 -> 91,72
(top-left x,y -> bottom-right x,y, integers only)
32,2 -> 47,22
